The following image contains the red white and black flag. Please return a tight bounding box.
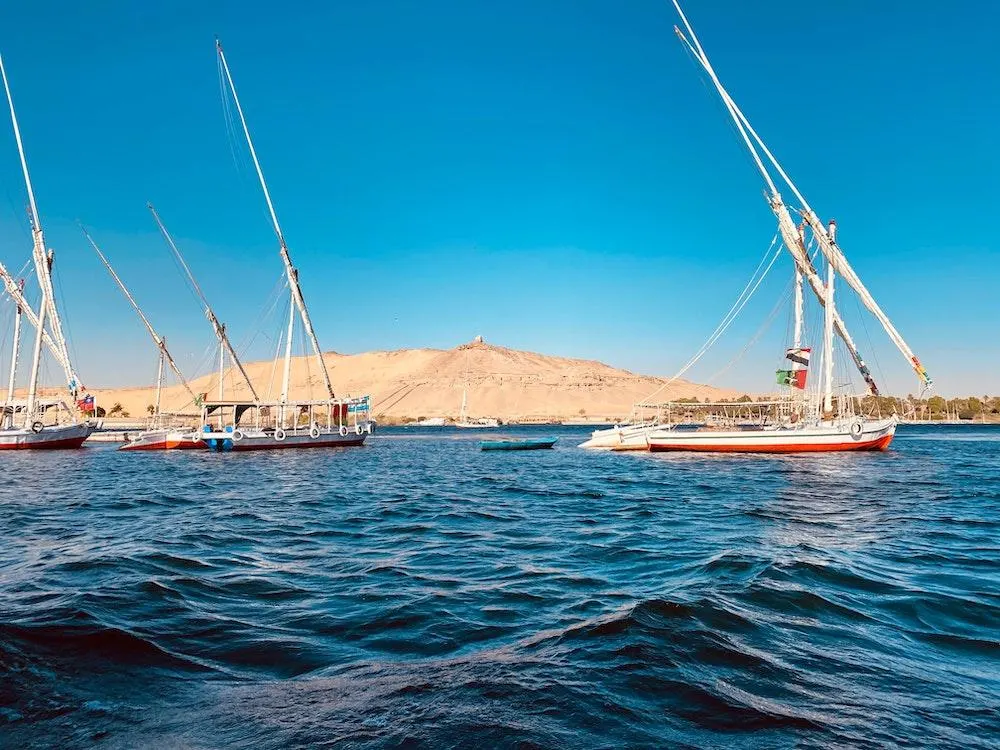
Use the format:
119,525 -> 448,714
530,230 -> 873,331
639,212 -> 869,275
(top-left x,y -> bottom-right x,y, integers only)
785,347 -> 811,367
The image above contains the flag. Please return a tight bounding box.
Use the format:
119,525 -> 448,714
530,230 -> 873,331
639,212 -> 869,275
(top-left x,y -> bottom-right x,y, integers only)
776,370 -> 808,389
785,347 -> 811,367
77,394 -> 95,413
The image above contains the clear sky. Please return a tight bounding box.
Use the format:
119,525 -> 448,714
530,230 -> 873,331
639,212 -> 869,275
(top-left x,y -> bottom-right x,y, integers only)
0,0 -> 995,397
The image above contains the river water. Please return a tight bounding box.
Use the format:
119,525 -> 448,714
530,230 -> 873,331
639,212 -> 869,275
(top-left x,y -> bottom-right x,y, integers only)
1,424 -> 997,748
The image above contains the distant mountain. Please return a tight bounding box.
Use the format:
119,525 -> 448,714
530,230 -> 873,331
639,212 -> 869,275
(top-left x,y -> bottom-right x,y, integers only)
89,339 -> 741,422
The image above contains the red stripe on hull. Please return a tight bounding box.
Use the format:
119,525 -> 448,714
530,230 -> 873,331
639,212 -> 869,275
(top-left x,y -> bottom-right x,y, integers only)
0,436 -> 88,450
167,440 -> 206,450
648,434 -> 894,454
120,439 -> 205,452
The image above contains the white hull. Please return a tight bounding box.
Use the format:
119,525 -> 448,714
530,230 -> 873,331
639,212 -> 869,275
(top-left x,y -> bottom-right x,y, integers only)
120,429 -> 204,451
578,422 -> 662,450
647,417 -> 896,453
0,422 -> 93,450
455,420 -> 499,429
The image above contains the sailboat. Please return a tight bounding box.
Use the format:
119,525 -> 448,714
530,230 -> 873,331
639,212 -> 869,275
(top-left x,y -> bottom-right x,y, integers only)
584,3 -> 931,452
0,54 -> 92,449
84,229 -> 204,451
199,40 -> 371,451
638,1 -> 929,453
455,387 -> 499,428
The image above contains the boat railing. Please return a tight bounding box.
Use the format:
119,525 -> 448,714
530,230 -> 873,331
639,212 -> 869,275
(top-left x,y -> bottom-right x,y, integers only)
200,395 -> 372,433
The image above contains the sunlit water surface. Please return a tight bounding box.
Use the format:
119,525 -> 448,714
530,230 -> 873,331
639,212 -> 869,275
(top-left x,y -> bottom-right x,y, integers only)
1,424 -> 998,748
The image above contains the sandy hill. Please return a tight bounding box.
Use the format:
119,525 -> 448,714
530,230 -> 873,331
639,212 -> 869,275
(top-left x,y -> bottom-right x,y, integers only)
89,339 -> 741,423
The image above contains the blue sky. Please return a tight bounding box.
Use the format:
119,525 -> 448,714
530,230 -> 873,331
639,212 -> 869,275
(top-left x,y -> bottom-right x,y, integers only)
0,0 -> 995,397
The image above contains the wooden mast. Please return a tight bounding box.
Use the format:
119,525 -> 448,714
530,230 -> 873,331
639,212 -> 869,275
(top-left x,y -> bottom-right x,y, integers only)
3,280 -> 23,424
147,204 -> 260,402
215,39 -> 336,400
84,228 -> 200,406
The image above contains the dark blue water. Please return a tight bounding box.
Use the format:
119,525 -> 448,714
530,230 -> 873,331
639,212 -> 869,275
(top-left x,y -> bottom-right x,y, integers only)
1,424 -> 998,748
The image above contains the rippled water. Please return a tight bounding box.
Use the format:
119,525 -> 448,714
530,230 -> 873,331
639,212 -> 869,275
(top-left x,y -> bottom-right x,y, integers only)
1,424 -> 998,748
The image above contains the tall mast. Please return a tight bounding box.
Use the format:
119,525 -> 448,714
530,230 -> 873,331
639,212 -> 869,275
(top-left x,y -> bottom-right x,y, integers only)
22,271 -> 47,426
671,1 -> 930,390
148,204 -> 260,402
84,228 -> 199,406
792,269 -> 804,353
216,39 -> 336,399
4,280 -> 23,420
0,53 -> 82,404
280,290 -> 295,409
154,348 -> 164,426
217,341 -> 225,404
822,260 -> 836,415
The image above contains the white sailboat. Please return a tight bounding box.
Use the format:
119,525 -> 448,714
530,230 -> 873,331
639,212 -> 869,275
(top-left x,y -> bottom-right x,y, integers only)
84,229 -> 204,451
583,2 -> 930,453
0,54 -> 92,450
455,386 -> 499,429
200,40 -> 371,451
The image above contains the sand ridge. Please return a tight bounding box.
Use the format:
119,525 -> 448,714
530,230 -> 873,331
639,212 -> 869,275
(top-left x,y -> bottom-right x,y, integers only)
86,339 -> 742,422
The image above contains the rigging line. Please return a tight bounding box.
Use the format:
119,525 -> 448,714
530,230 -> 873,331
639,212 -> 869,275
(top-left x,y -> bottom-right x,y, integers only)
641,233 -> 782,403
218,51 -> 244,178
641,236 -> 778,403
51,255 -> 81,386
678,35 -> 765,194
234,272 -> 287,356
707,268 -> 795,385
852,285 -> 887,393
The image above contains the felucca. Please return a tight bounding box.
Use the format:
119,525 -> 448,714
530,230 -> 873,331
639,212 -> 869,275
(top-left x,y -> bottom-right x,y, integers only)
583,3 -> 931,453
0,55 -> 92,449
200,40 -> 371,451
640,1 -> 929,453
84,229 -> 204,451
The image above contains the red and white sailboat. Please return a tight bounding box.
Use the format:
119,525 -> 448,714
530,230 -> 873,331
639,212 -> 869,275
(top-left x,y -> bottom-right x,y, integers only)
584,2 -> 932,453
0,54 -> 92,450
84,229 -> 204,451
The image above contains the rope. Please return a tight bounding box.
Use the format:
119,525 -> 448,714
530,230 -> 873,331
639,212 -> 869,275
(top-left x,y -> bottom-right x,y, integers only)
707,265 -> 790,384
640,232 -> 782,403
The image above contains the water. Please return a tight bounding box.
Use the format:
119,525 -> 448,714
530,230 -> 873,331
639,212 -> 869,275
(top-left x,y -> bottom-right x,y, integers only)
1,424 -> 997,748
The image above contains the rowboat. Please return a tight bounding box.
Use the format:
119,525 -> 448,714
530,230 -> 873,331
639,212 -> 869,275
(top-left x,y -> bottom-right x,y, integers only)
480,437 -> 557,451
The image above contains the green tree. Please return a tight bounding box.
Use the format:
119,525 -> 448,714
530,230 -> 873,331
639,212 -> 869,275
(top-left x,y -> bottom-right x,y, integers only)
927,395 -> 946,416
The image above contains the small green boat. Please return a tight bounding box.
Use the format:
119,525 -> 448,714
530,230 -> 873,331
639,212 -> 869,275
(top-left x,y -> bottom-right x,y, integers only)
480,437 -> 558,451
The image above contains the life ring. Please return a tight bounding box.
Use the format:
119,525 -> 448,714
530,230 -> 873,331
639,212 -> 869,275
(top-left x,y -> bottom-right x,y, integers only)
232,429 -> 244,442
339,425 -> 348,437
354,424 -> 364,436
275,428 -> 286,441
850,419 -> 864,439
365,422 -> 373,434
309,425 -> 321,439
30,421 -> 43,433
